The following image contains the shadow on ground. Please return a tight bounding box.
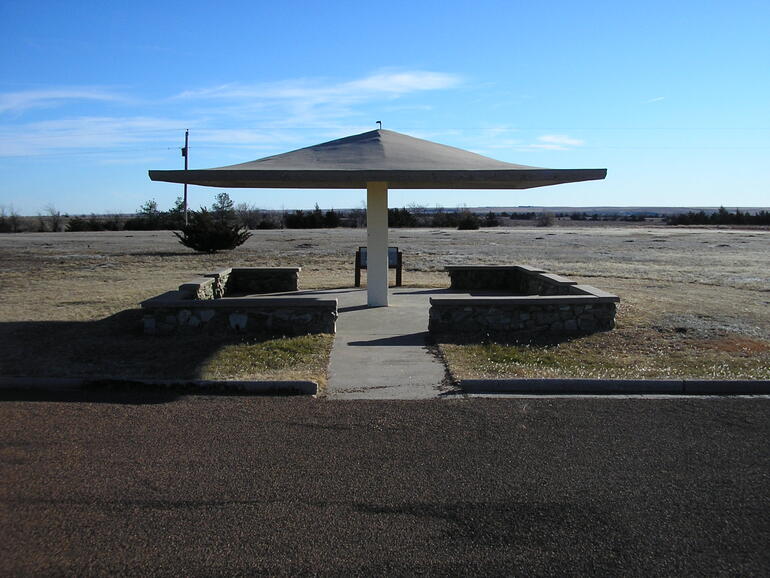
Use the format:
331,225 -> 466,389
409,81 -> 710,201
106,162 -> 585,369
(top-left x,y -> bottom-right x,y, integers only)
348,332 -> 430,347
0,309 -> 279,384
0,388 -> 183,405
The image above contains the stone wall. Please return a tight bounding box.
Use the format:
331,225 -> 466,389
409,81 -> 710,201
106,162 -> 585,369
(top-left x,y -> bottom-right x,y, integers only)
433,265 -> 620,338
446,265 -> 582,295
178,277 -> 217,300
429,297 -> 617,337
142,298 -> 337,336
141,266 -> 334,336
205,269 -> 232,299
175,267 -> 301,301
225,267 -> 300,295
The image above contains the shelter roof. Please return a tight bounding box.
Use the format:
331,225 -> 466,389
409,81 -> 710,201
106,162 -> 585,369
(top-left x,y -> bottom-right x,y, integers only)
149,129 -> 606,189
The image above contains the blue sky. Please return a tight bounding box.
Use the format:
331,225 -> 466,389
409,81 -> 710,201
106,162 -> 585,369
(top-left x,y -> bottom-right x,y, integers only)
1,0 -> 768,215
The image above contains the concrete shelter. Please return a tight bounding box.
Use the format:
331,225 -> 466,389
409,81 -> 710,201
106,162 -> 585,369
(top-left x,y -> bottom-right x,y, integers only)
149,129 -> 607,307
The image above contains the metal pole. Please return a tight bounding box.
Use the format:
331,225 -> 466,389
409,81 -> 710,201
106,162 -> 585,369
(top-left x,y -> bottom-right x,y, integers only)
182,129 -> 189,226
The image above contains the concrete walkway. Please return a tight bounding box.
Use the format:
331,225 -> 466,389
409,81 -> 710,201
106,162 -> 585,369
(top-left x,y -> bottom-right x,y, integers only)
324,288 -> 448,399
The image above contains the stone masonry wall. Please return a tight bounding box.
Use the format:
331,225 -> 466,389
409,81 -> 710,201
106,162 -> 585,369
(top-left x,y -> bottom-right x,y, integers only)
205,269 -> 232,299
447,266 -> 580,296
434,265 -> 620,338
141,266 -> 332,336
142,301 -> 337,336
448,267 -> 523,291
227,268 -> 299,294
429,300 -> 617,337
177,268 -> 300,300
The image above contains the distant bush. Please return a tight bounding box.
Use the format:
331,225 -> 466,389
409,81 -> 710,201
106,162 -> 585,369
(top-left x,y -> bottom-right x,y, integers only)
536,212 -> 555,227
483,211 -> 500,227
65,216 -> 90,232
255,218 -> 281,229
0,206 -> 22,233
431,209 -> 459,228
173,208 -> 252,253
457,210 -> 480,230
388,207 -> 418,227
235,202 -> 281,229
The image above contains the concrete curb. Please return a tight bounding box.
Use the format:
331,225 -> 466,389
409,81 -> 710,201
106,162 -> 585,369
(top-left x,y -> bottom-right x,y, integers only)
460,378 -> 770,395
0,377 -> 317,396
683,380 -> 770,395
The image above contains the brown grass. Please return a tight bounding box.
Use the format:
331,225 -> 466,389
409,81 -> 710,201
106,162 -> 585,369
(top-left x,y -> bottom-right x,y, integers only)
1,225 -> 768,381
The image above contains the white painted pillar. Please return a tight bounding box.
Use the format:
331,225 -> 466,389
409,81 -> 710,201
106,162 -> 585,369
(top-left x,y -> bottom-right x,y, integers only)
366,181 -> 389,307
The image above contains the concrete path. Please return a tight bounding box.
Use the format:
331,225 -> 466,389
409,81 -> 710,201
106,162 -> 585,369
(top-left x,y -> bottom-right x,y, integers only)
324,288 -> 447,399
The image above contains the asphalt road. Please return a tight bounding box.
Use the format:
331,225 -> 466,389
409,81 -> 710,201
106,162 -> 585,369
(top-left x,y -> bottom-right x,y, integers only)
1,391 -> 768,576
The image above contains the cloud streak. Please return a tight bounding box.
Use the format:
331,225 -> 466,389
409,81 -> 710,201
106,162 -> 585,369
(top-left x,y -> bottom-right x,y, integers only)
0,69 -> 463,157
0,88 -> 125,114
0,116 -> 187,157
476,132 -> 585,153
526,134 -> 585,150
175,70 -> 461,103
173,69 -> 461,129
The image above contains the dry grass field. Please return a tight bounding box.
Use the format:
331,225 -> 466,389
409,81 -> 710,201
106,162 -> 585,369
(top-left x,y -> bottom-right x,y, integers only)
1,223 -> 768,383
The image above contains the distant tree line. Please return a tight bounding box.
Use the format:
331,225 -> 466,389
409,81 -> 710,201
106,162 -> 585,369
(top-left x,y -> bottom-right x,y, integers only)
568,211 -> 648,222
5,201 -> 768,234
284,204 -> 341,229
666,207 -> 770,226
0,203 -> 655,233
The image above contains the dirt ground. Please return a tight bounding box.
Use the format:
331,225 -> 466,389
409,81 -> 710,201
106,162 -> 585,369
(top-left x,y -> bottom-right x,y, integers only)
0,224 -> 768,380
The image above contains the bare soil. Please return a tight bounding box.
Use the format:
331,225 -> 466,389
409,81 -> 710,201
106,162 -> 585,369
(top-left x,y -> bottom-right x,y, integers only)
1,225 -> 768,380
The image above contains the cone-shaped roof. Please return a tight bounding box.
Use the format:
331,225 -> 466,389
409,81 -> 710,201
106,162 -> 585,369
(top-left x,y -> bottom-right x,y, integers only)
149,129 -> 606,189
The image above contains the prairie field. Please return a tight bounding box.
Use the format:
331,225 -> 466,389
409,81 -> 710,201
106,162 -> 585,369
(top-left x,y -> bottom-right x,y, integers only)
0,224 -> 768,382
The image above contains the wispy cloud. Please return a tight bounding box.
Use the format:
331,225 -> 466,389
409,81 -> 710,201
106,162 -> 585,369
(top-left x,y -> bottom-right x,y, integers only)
176,70 -> 461,102
525,134 -> 585,150
174,69 -> 462,129
645,96 -> 665,103
0,88 -> 125,114
0,116 -> 187,157
478,133 -> 585,153
0,70 -> 463,157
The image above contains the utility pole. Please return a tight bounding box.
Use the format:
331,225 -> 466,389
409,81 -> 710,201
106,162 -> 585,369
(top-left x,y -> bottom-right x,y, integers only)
181,129 -> 189,226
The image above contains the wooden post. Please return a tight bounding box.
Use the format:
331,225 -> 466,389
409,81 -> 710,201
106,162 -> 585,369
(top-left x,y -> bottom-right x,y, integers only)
354,250 -> 361,287
182,129 -> 189,226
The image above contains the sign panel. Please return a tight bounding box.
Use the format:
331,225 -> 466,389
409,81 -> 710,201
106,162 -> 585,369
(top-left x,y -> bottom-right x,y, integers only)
359,247 -> 398,268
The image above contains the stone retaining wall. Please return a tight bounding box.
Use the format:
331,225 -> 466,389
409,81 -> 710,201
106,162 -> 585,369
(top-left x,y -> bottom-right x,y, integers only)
432,265 -> 619,338
141,266 -> 335,336
142,298 -> 337,336
224,267 -> 300,295
446,265 -> 583,295
176,267 -> 300,300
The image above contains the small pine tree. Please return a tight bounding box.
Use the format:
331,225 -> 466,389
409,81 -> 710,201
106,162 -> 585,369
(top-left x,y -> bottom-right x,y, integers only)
173,208 -> 252,253
212,192 -> 236,223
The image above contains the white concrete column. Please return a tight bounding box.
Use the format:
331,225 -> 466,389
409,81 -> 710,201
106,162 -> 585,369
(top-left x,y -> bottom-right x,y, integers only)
366,181 -> 389,307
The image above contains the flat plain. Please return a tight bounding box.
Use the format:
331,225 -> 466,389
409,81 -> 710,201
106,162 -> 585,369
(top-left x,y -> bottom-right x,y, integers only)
2,225 -> 769,575
0,223 -> 768,381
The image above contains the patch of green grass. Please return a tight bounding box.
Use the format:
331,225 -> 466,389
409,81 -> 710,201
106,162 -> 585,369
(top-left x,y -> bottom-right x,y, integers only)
200,334 -> 334,385
440,330 -> 770,381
